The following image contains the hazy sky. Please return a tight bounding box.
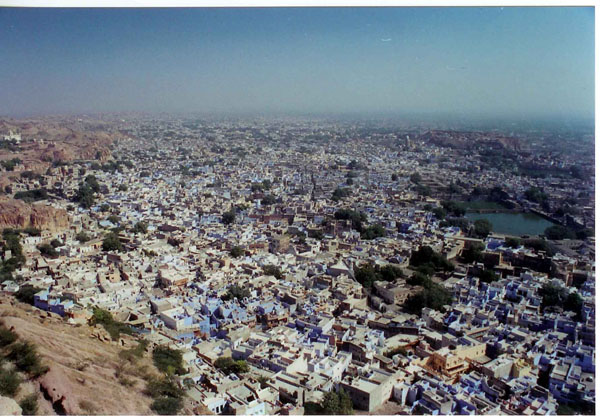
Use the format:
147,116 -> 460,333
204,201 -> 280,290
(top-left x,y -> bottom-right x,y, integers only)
0,7 -> 594,120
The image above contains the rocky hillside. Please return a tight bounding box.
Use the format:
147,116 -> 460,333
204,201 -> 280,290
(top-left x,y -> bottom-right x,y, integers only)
0,118 -> 132,180
419,130 -> 522,152
0,200 -> 70,232
0,296 -> 157,415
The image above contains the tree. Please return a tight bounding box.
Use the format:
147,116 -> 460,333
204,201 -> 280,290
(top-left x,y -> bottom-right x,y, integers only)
319,390 -> 354,415
539,283 -> 565,310
85,175 -> 100,193
6,341 -> 48,377
432,207 -> 447,220
15,285 -> 41,305
229,246 -> 244,258
360,224 -> 385,240
90,307 -> 133,340
524,187 -> 548,204
544,225 -> 576,240
441,201 -> 466,217
261,194 -> 277,205
107,215 -> 120,225
404,283 -> 452,314
575,228 -> 594,240
331,187 -> 351,202
564,292 -> 583,315
473,219 -> 492,238
23,227 -> 40,237
145,376 -> 184,415
410,246 -> 454,272
75,183 -> 95,209
334,209 -> 366,232
263,265 -> 283,279
102,232 -> 123,252
222,210 -> 236,225
75,231 -> 91,243
523,238 -> 555,256
504,237 -> 521,248
153,346 -> 184,375
410,173 -> 421,184
221,284 -> 250,301
354,263 -> 403,289
461,243 -> 484,263
214,357 -> 249,375
37,243 -> 58,258
132,221 -> 148,234
477,268 -> 499,284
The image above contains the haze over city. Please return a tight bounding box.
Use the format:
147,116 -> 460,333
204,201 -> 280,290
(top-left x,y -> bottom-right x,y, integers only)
0,7 -> 594,120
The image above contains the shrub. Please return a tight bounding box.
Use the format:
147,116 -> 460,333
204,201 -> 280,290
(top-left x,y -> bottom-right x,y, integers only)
22,227 -> 41,237
151,396 -> 183,415
14,189 -> 48,203
0,327 -> 17,347
90,308 -> 132,340
19,394 -> 38,415
119,340 -> 148,363
0,368 -> 21,397
145,376 -> 184,399
6,341 -> 48,377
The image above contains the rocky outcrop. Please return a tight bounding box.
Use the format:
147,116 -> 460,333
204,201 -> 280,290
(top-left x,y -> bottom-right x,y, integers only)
0,200 -> 70,232
39,367 -> 78,415
0,396 -> 22,415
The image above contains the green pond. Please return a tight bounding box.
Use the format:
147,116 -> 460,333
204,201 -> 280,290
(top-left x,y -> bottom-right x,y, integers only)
465,212 -> 555,236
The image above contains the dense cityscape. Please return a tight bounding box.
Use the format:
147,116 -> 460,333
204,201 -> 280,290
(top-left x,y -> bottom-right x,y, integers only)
0,113 -> 594,415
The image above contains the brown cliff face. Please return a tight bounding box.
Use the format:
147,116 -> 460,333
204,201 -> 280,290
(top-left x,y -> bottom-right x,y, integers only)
0,199 -> 69,232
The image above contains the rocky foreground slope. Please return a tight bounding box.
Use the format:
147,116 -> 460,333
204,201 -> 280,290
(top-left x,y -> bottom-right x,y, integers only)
0,296 -> 157,415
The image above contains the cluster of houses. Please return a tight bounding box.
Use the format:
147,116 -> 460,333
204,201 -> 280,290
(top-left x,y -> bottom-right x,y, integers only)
1,118 -> 594,415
